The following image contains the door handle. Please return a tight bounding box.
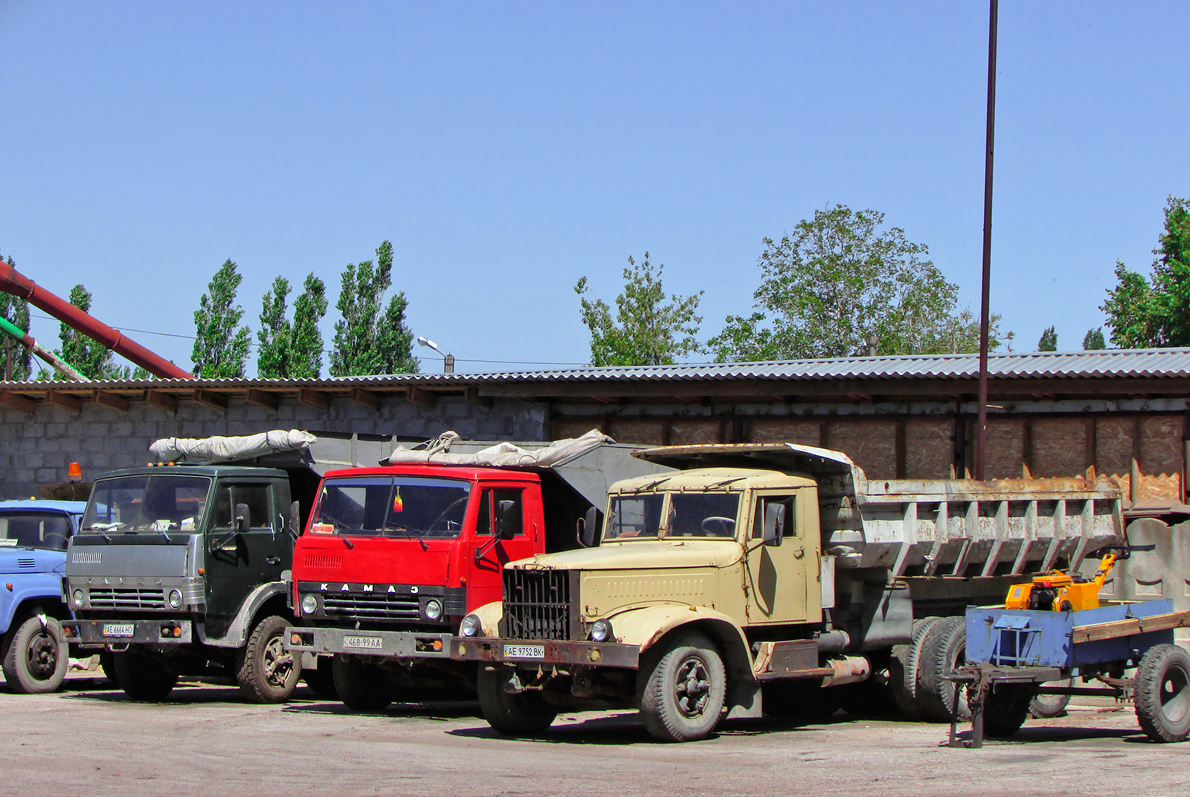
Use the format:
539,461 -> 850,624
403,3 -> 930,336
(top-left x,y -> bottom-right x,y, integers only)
266,556 -> 281,565
793,547 -> 805,559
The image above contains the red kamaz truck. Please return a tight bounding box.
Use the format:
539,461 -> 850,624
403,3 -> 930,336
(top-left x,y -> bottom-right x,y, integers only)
285,432 -> 665,710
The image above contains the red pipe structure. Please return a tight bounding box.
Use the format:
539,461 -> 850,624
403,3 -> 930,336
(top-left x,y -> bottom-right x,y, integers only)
0,260 -> 193,380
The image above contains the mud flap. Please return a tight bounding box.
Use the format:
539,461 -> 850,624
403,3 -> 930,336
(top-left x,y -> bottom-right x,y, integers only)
726,679 -> 763,719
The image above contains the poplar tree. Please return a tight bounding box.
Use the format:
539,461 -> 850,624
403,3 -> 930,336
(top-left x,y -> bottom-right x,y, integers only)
330,241 -> 418,376
0,256 -> 32,381
193,259 -> 251,378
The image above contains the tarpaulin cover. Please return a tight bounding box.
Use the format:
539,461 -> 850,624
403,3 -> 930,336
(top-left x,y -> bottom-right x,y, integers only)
150,430 -> 317,463
384,429 -> 612,469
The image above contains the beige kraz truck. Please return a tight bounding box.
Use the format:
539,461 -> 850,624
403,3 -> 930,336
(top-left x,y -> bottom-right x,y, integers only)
454,443 -> 1124,742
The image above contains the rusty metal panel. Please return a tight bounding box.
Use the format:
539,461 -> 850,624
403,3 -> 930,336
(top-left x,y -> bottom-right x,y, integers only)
984,419 -> 1025,479
1139,416 -> 1183,504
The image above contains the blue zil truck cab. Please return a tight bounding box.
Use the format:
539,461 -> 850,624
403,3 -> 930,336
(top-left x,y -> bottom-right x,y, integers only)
0,500 -> 87,693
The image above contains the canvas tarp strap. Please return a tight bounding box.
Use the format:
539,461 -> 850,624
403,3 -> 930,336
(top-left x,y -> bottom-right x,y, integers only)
150,430 -> 317,463
384,428 -> 612,469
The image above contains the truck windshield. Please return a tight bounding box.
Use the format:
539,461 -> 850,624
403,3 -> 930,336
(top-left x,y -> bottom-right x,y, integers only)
0,513 -> 73,551
82,475 -> 213,533
606,493 -> 742,541
309,476 -> 471,539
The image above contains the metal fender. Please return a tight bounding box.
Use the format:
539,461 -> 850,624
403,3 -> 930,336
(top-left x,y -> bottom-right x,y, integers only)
0,573 -> 68,635
611,605 -> 751,665
466,601 -> 503,637
199,581 -> 289,648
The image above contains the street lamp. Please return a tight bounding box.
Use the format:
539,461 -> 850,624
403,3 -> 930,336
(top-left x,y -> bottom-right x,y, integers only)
417,336 -> 455,373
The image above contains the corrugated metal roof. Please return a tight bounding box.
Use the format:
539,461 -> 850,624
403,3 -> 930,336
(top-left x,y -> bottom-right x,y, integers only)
8,349 -> 1190,390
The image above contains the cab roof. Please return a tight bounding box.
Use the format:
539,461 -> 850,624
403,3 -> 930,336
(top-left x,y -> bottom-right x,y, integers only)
0,499 -> 87,514
610,466 -> 815,493
320,465 -> 540,483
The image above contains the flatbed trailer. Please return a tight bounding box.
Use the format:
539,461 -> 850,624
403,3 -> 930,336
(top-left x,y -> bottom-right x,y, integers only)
949,600 -> 1190,746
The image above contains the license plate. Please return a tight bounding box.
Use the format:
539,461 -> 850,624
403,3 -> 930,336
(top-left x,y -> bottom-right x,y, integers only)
102,623 -> 135,637
343,635 -> 383,650
503,644 -> 545,660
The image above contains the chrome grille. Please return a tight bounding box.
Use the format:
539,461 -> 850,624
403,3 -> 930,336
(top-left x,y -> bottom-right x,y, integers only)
502,569 -> 573,641
88,588 -> 166,610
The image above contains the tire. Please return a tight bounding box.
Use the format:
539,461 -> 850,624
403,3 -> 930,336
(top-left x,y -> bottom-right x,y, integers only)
1134,643 -> 1190,743
982,683 -> 1033,737
112,650 -> 177,701
762,681 -> 841,719
890,617 -> 944,719
1028,679 -> 1072,719
99,651 -> 118,684
640,632 -> 726,742
476,665 -> 557,735
917,616 -> 969,722
236,615 -> 301,703
304,655 -> 337,698
1,614 -> 68,694
332,654 -> 394,712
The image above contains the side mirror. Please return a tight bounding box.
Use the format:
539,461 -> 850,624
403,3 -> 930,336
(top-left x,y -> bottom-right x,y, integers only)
288,501 -> 301,539
763,503 -> 785,547
496,500 -> 518,540
577,506 -> 599,548
235,502 -> 251,534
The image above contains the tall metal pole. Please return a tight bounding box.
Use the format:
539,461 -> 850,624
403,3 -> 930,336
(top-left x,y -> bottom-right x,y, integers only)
975,0 -> 998,481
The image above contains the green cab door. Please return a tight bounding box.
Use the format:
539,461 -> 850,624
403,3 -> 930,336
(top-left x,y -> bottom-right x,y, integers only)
204,480 -> 288,625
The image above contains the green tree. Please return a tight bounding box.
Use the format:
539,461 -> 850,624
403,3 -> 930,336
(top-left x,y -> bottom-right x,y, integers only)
291,273 -> 329,378
1102,196 -> 1190,348
0,256 -> 32,381
710,205 -> 1004,361
330,241 -> 418,376
256,273 -> 329,378
574,252 -> 703,367
256,277 -> 292,378
192,259 -> 251,378
56,284 -> 120,379
1083,327 -> 1106,350
1037,325 -> 1057,352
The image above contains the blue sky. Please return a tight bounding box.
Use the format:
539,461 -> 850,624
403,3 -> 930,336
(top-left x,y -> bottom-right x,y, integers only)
1,1 -> 1186,375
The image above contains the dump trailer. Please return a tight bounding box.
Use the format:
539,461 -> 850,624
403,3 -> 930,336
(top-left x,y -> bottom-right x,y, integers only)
61,430 -> 391,703
454,443 -> 1124,742
285,431 -> 669,710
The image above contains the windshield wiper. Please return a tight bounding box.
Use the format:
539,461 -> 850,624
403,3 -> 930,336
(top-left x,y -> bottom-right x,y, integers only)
621,476 -> 673,494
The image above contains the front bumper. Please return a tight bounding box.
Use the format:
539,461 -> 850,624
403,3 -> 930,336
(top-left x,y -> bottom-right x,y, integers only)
452,637 -> 640,669
285,627 -> 452,659
63,618 -> 193,646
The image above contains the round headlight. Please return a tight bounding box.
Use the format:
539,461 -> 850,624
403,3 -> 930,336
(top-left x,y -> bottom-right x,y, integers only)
589,618 -> 613,643
168,590 -> 183,609
301,594 -> 318,615
459,614 -> 483,637
72,589 -> 85,608
424,599 -> 443,621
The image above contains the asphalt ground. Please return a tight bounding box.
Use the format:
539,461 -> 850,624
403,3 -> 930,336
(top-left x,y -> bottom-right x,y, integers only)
1,670 -> 1187,796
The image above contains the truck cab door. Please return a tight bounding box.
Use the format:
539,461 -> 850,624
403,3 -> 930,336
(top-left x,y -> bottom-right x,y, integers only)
743,490 -> 821,624
205,481 -> 285,621
469,486 -> 537,609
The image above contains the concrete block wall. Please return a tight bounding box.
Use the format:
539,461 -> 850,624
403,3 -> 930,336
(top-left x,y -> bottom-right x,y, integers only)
0,395 -> 546,499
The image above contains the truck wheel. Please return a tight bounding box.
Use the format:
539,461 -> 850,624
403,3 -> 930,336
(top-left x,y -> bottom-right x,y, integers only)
982,683 -> 1033,737
237,615 -> 300,703
332,654 -> 394,712
1028,679 -> 1072,718
890,617 -> 944,719
99,651 -> 118,684
917,616 -> 969,722
640,631 -> 726,742
112,651 -> 177,701
476,665 -> 557,735
304,655 -> 337,698
1135,643 -> 1190,743
762,682 -> 840,719
1,615 -> 68,694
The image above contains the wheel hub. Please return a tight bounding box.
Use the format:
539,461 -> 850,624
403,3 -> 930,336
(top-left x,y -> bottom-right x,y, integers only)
1159,667 -> 1189,724
263,636 -> 294,687
674,657 -> 711,718
25,631 -> 57,679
